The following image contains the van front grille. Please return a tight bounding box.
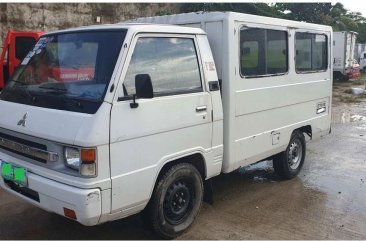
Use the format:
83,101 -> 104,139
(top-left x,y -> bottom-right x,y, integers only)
0,132 -> 58,163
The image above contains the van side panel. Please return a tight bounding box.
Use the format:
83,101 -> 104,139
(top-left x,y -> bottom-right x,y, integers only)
228,25 -> 332,171
204,21 -> 224,79
130,12 -> 332,173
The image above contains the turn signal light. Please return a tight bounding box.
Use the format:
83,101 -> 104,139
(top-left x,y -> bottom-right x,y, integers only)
63,207 -> 77,220
81,148 -> 96,163
80,148 -> 97,177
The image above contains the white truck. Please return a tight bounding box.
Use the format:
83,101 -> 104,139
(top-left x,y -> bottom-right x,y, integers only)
333,31 -> 358,80
0,12 -> 332,238
359,51 -> 366,73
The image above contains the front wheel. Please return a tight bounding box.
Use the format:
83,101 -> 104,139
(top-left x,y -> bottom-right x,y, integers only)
144,163 -> 203,239
273,130 -> 306,179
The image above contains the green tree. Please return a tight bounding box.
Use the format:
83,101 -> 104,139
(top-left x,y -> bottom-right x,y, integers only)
182,3 -> 284,18
274,3 -> 333,23
275,3 -> 366,42
180,2 -> 366,43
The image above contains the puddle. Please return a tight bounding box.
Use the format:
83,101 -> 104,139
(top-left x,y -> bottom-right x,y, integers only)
237,160 -> 278,183
332,111 -> 366,123
239,160 -> 273,174
351,114 -> 366,122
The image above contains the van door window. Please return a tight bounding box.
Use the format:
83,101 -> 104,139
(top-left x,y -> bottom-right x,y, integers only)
123,37 -> 202,97
295,33 -> 328,72
240,28 -> 288,77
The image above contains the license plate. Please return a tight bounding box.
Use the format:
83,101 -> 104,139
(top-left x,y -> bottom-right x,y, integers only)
1,161 -> 28,187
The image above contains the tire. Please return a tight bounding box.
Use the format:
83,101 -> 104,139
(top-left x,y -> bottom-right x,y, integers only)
273,130 -> 306,179
342,74 -> 350,81
144,163 -> 203,239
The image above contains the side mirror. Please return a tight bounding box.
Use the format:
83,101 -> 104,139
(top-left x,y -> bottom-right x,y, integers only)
130,74 -> 153,108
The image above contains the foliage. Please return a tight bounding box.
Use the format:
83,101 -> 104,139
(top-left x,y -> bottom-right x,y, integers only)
155,10 -> 173,16
182,3 -> 284,18
180,2 -> 366,43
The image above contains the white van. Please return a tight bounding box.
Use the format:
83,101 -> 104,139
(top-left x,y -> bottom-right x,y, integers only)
0,12 -> 332,238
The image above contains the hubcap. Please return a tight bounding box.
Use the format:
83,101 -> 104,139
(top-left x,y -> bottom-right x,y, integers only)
288,139 -> 302,170
163,179 -> 193,225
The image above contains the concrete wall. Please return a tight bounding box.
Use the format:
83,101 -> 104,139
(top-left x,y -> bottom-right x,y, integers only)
0,3 -> 181,51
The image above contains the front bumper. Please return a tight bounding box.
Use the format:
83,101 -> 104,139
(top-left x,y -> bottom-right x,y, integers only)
0,160 -> 102,226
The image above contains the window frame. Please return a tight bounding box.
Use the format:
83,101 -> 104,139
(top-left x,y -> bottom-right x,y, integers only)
120,33 -> 205,100
239,25 -> 289,79
295,31 -> 329,74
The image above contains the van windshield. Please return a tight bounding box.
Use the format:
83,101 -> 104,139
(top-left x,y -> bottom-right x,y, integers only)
0,30 -> 126,114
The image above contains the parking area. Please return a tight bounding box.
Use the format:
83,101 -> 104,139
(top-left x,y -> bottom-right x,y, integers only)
1,80 -> 366,239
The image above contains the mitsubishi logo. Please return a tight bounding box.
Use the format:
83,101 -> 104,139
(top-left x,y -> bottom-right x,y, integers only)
17,113 -> 28,127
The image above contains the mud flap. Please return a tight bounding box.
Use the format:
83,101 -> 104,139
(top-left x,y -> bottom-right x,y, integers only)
203,179 -> 214,205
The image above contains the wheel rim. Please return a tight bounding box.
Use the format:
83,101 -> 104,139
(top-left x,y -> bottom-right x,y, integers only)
163,179 -> 194,225
287,139 -> 303,170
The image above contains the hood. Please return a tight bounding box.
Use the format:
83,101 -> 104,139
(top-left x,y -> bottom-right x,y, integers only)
0,100 -> 111,146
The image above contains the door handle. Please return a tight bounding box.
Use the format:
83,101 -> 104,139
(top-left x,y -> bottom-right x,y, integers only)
196,106 -> 207,112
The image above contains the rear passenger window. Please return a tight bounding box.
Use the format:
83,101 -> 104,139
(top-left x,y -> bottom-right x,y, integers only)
295,33 -> 328,72
124,37 -> 202,97
240,28 -> 288,77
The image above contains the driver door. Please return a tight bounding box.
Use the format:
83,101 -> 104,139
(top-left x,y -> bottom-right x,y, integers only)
109,34 -> 213,212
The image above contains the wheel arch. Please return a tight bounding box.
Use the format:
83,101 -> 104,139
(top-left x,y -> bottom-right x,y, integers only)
297,125 -> 312,139
146,152 -> 207,203
149,152 -> 207,199
156,153 -> 207,181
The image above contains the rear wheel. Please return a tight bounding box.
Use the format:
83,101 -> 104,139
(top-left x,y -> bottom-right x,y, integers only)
273,130 -> 306,179
144,163 -> 203,239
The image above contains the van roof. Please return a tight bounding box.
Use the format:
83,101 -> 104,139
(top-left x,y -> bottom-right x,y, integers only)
128,11 -> 333,32
44,23 -> 207,36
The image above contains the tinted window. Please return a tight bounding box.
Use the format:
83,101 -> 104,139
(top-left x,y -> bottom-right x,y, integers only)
124,37 -> 202,97
296,33 -> 328,72
15,37 -> 37,60
240,28 -> 288,77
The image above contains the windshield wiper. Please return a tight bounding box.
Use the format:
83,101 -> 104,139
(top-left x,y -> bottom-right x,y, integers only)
38,85 -> 67,92
11,79 -> 27,85
17,83 -> 37,102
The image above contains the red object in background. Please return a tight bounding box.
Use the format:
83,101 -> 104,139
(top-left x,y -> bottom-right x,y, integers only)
347,68 -> 361,79
0,29 -> 44,89
49,67 -> 95,82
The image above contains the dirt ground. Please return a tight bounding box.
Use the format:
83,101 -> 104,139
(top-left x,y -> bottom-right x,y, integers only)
1,78 -> 366,239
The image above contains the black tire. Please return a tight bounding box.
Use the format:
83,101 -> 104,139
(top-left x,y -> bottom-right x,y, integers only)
144,163 -> 203,239
273,130 -> 306,179
342,74 -> 350,81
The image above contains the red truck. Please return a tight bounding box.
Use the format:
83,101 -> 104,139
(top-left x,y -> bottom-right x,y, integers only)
0,30 -> 44,89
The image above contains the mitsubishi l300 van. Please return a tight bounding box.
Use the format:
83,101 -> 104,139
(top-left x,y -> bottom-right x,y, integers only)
0,12 -> 332,238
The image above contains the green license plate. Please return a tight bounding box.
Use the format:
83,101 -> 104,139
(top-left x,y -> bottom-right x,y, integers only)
1,161 -> 28,187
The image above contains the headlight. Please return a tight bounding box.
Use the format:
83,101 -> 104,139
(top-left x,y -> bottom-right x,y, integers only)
65,147 -> 80,170
64,147 -> 97,177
